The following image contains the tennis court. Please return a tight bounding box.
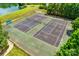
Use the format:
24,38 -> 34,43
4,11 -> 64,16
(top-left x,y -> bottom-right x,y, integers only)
8,13 -> 67,55
34,19 -> 67,47
14,13 -> 47,32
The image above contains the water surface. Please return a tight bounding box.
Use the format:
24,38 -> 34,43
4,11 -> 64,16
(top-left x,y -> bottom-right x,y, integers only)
0,6 -> 19,15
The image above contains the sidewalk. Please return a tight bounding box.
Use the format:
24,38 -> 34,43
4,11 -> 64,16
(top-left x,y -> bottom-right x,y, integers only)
3,40 -> 14,56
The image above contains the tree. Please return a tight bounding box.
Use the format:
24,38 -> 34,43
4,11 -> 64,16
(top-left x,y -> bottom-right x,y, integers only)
47,4 -> 53,14
72,17 -> 79,31
56,29 -> 79,56
0,3 -> 17,8
39,3 -> 47,10
0,21 -> 8,50
47,3 -> 79,20
18,3 -> 27,9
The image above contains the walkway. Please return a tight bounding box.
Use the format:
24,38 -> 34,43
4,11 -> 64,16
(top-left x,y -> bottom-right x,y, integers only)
3,40 -> 14,56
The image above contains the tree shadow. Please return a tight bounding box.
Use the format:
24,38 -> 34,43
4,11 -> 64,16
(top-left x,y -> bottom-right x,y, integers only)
66,30 -> 73,36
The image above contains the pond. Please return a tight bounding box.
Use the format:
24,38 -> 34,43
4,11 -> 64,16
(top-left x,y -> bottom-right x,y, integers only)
0,6 -> 19,15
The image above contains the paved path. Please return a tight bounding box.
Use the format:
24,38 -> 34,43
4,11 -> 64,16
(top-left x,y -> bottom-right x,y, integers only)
3,40 -> 14,56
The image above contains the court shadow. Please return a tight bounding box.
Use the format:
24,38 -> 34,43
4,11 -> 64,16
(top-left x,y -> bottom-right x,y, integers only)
66,30 -> 73,36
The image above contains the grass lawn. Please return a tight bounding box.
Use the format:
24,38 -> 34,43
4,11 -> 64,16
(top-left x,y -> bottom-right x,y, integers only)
7,45 -> 29,56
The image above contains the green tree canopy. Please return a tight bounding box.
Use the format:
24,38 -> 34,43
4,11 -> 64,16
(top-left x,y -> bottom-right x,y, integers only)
0,22 -> 8,50
72,17 -> 79,31
0,3 -> 18,8
57,29 -> 79,56
47,3 -> 79,20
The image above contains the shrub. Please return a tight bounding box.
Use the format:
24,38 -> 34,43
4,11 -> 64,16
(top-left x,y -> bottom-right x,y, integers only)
72,17 -> 79,30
